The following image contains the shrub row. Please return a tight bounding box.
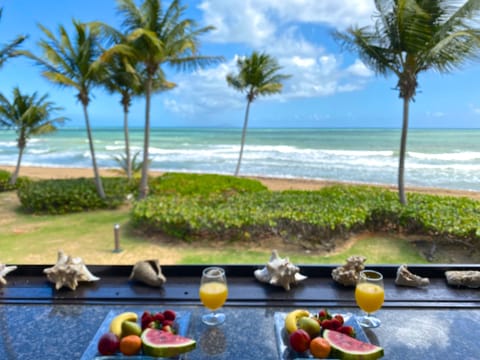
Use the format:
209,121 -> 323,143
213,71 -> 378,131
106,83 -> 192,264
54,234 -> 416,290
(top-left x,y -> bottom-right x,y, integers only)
0,169 -> 29,192
131,184 -> 480,248
17,177 -> 138,214
149,172 -> 268,196
0,169 -> 15,191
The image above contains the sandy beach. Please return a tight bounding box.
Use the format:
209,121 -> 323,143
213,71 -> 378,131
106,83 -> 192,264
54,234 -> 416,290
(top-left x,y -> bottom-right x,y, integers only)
2,165 -> 480,200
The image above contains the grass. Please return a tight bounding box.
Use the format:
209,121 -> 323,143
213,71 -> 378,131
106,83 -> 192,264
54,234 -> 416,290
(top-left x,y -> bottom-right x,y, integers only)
0,191 -> 427,265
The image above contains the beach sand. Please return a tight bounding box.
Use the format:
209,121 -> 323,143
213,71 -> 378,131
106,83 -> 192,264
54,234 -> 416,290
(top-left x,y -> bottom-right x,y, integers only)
2,165 -> 480,200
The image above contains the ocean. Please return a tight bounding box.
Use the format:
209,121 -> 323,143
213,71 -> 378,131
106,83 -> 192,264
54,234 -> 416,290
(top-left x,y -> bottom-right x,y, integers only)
1,127 -> 480,192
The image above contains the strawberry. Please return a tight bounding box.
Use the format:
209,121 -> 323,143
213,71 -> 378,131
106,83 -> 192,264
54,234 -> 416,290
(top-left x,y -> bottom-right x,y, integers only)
317,309 -> 331,321
333,314 -> 344,326
338,325 -> 356,337
330,318 -> 342,330
163,309 -> 176,321
141,311 -> 152,321
162,319 -> 174,327
321,319 -> 333,330
141,314 -> 154,330
153,312 -> 165,323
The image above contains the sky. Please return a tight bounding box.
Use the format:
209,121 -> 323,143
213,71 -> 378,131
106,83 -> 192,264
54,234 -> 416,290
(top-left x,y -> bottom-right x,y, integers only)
0,0 -> 479,129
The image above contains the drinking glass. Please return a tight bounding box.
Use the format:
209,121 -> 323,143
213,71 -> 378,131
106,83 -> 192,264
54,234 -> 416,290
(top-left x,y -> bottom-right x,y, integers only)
355,270 -> 385,328
199,267 -> 228,326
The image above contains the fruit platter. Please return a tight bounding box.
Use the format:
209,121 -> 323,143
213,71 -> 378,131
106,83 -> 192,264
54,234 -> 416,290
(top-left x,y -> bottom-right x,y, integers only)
81,309 -> 194,359
274,309 -> 384,359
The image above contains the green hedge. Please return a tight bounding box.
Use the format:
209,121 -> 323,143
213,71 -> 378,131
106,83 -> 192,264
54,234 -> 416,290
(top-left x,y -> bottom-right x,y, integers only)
17,177 -> 137,214
131,184 -> 480,247
149,172 -> 268,196
0,169 -> 29,192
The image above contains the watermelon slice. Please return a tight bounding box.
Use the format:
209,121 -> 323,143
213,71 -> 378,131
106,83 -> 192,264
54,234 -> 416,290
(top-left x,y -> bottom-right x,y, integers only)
141,328 -> 196,357
323,329 -> 384,359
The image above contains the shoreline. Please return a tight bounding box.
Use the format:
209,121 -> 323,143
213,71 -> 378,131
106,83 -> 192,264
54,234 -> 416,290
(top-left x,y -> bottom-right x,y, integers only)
2,165 -> 480,200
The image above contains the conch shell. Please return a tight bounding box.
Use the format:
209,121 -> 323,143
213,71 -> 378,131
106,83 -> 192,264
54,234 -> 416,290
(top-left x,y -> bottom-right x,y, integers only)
254,250 -> 307,291
129,259 -> 167,287
44,250 -> 100,290
331,255 -> 367,286
445,270 -> 480,288
395,264 -> 429,287
0,263 -> 17,285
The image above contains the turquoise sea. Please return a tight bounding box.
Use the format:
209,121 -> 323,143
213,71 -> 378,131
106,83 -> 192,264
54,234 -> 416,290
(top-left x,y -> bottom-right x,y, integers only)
1,127 -> 480,191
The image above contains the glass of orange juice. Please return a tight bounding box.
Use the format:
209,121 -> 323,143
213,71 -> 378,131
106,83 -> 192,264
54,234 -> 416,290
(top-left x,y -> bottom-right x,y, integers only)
199,267 -> 228,326
355,270 -> 384,328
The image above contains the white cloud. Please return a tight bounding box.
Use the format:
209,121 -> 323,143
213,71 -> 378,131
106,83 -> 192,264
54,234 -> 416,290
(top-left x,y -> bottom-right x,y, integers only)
163,1 -> 376,116
163,58 -> 243,115
346,59 -> 374,77
199,0 -> 375,45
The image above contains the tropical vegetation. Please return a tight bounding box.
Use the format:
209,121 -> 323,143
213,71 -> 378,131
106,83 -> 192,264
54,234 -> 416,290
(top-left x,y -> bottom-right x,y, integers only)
0,7 -> 26,69
101,0 -> 222,199
0,188 -> 427,265
132,176 -> 480,250
335,0 -> 480,205
19,21 -> 108,199
6,172 -> 480,264
226,51 -> 291,176
0,87 -> 65,185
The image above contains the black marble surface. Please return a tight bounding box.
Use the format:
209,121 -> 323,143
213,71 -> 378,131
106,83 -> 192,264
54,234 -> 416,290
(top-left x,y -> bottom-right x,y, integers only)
1,304 -> 479,359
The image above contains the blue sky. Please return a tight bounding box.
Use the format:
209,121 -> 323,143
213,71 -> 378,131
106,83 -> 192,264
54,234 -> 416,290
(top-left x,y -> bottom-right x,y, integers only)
0,0 -> 479,128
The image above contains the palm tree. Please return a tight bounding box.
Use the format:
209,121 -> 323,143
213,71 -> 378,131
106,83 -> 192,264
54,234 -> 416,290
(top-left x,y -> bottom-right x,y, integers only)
19,21 -> 107,199
335,0 -> 480,205
226,51 -> 291,176
0,8 -> 27,68
101,54 -> 143,180
103,0 -> 222,199
0,87 -> 65,185
97,45 -> 175,180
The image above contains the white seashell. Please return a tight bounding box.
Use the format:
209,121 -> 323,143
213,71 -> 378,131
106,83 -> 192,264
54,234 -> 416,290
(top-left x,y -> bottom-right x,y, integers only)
43,250 -> 100,290
445,270 -> 480,288
254,250 -> 307,291
0,263 -> 17,286
331,255 -> 367,286
129,259 -> 167,287
395,264 -> 429,287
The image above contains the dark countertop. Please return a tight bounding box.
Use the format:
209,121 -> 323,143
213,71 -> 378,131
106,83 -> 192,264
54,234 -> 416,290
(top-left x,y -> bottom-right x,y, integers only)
0,264 -> 479,359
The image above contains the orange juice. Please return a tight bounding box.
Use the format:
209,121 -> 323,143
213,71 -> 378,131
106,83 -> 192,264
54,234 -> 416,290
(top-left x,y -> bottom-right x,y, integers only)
199,282 -> 228,310
355,283 -> 384,313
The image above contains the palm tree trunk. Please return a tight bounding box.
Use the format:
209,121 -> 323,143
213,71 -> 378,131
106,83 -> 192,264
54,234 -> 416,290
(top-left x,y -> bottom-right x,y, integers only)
398,98 -> 410,205
123,107 -> 132,181
9,146 -> 24,185
82,103 -> 106,199
138,75 -> 152,200
235,100 -> 252,176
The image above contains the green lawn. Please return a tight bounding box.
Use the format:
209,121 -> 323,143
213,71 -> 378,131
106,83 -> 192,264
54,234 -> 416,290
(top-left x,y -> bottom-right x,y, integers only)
0,191 -> 427,265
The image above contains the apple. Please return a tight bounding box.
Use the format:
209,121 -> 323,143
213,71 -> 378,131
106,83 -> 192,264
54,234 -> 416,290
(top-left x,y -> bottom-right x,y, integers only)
98,332 -> 120,355
289,329 -> 311,353
298,316 -> 321,337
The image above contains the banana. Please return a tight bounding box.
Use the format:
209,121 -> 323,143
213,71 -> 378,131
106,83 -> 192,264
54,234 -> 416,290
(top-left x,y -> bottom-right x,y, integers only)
284,309 -> 311,334
109,312 -> 138,337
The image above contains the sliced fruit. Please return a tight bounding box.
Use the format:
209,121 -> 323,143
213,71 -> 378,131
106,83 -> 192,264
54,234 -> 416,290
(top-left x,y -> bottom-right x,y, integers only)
284,309 -> 311,334
109,312 -> 138,338
323,329 -> 384,360
142,328 -> 196,358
